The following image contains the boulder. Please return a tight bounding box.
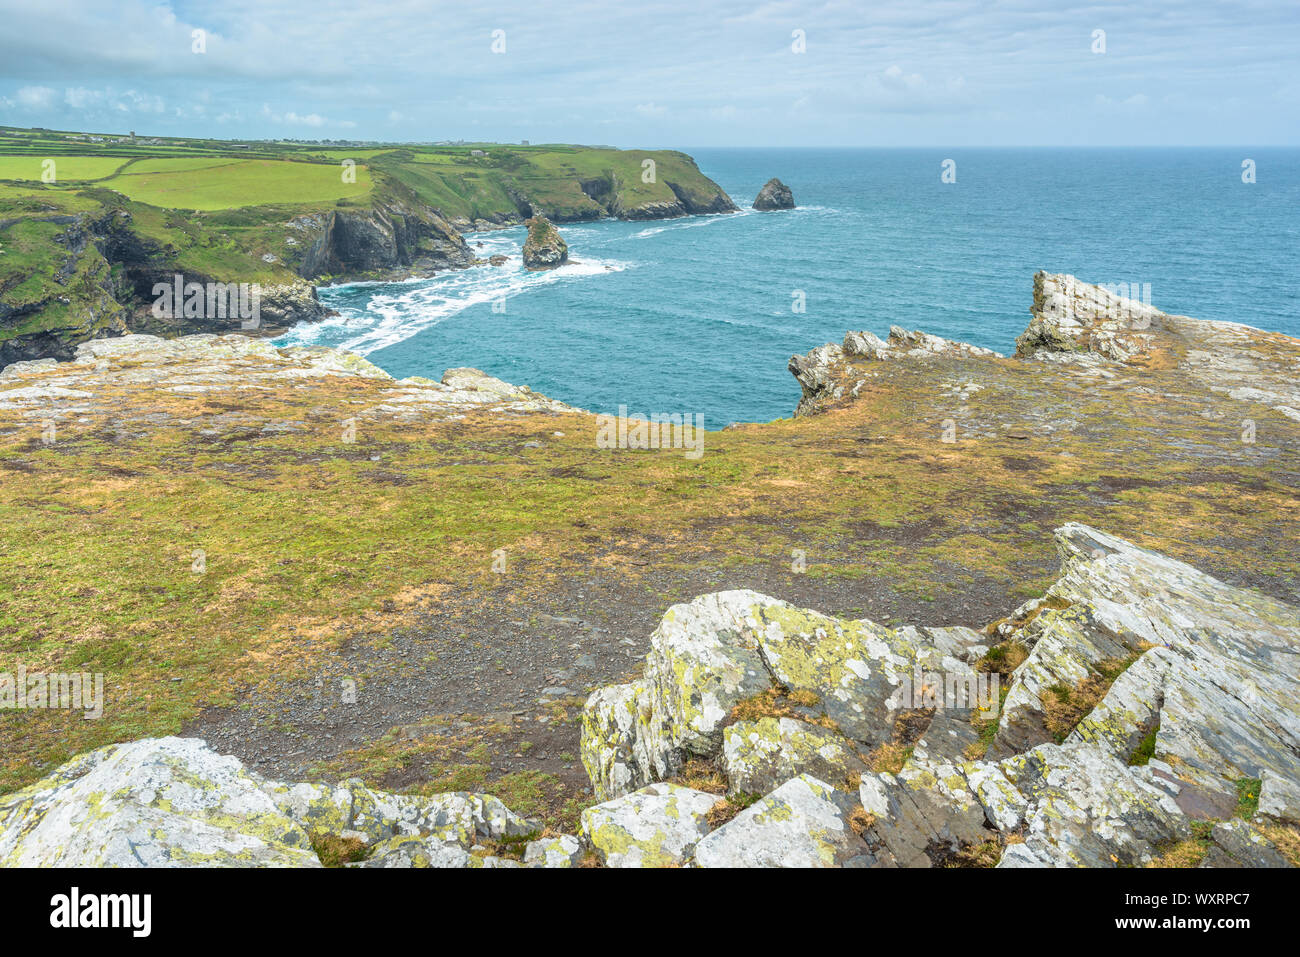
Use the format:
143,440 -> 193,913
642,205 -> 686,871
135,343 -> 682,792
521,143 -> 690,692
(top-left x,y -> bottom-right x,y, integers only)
0,737 -> 540,868
579,782 -> 718,867
579,589 -> 975,801
523,834 -> 584,868
722,717 -> 866,797
752,177 -> 795,210
1259,769 -> 1300,825
0,738 -> 319,867
693,775 -> 889,867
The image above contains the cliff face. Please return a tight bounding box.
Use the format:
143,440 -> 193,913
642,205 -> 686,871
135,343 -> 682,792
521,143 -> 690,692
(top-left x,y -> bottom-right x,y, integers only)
594,177 -> 739,220
0,209 -> 133,366
0,188 -> 476,363
294,198 -> 474,281
487,157 -> 738,224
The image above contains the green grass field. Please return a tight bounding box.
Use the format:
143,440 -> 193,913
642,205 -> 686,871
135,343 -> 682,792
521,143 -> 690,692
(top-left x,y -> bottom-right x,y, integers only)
101,158 -> 374,210
0,155 -> 128,182
117,157 -> 243,175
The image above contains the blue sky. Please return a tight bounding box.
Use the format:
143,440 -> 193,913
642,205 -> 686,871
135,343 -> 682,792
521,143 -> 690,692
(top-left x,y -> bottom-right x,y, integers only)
0,0 -> 1296,146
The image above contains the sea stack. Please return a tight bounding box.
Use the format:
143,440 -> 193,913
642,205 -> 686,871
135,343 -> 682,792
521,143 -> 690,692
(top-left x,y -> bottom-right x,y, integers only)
753,177 -> 795,210
522,216 -> 569,269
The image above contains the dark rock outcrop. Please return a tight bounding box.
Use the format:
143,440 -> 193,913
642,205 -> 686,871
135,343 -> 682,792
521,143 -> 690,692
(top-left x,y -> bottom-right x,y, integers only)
753,178 -> 795,210
521,217 -> 569,270
295,199 -> 473,281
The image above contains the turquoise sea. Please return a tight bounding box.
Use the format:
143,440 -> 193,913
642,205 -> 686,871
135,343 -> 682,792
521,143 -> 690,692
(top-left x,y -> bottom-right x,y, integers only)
274,148 -> 1300,426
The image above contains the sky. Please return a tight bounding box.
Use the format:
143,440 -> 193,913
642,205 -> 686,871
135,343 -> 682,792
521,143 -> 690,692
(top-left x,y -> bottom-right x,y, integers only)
0,0 -> 1297,147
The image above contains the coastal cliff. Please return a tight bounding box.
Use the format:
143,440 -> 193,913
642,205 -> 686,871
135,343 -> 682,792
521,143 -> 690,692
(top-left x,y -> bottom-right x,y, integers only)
0,140 -> 738,363
0,273 -> 1296,867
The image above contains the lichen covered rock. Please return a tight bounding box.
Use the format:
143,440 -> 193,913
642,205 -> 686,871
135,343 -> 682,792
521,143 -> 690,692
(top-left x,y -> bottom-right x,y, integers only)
523,834 -> 584,868
0,737 -> 319,867
693,774 -> 888,868
580,589 -> 982,801
0,736 -> 543,868
579,782 -> 717,867
723,717 -> 866,797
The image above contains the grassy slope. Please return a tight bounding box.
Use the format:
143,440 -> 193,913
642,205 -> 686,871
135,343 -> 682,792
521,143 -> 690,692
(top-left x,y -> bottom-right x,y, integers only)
0,156 -> 129,181
0,126 -> 730,223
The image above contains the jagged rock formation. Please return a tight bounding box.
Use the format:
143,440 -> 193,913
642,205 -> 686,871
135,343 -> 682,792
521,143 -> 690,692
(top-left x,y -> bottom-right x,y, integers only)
3,524 -> 1293,867
521,216 -> 569,270
575,523 -> 1298,867
1016,272 -> 1300,422
0,333 -> 575,426
753,177 -> 795,211
789,325 -> 1003,415
790,271 -> 1300,424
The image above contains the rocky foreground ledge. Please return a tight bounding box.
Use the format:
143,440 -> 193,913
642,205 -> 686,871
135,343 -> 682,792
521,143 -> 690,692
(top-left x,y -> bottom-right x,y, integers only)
2,523 -> 1296,867
0,332 -> 574,426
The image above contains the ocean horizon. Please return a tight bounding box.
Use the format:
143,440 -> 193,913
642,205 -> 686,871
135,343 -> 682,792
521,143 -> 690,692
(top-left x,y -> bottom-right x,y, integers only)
275,146 -> 1300,426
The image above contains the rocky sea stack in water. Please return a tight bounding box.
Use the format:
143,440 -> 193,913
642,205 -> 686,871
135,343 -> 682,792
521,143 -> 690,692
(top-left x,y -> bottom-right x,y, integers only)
521,216 -> 569,270
753,177 -> 795,210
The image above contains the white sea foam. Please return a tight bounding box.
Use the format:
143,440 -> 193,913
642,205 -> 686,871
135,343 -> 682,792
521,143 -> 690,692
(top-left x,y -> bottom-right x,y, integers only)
634,208 -> 758,238
276,242 -> 628,355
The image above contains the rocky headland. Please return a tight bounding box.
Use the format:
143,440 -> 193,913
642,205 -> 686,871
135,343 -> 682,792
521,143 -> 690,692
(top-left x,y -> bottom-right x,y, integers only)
0,273 -> 1296,867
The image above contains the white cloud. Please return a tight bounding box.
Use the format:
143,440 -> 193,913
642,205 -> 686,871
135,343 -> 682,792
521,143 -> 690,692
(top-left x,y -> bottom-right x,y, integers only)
881,65 -> 925,91
260,103 -> 355,128
15,85 -> 57,109
0,0 -> 1292,145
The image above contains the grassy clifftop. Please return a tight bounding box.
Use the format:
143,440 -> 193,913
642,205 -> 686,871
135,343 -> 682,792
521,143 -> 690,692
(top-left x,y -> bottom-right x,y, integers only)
0,126 -> 735,224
